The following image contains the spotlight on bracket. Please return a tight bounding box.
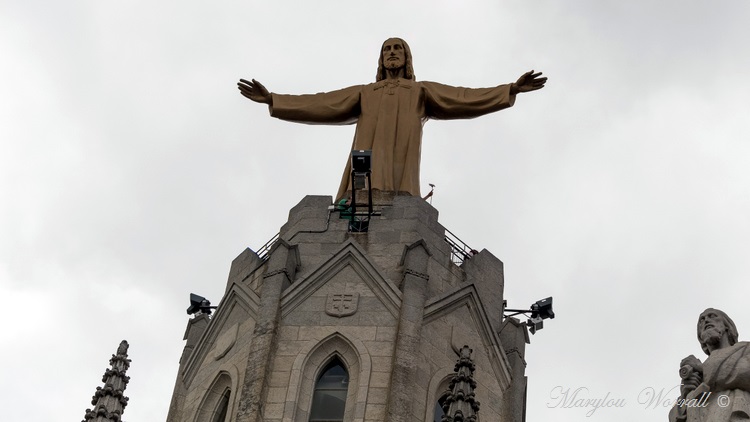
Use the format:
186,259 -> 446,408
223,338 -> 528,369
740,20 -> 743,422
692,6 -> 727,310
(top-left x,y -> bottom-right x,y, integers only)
351,150 -> 372,173
528,316 -> 544,335
186,293 -> 218,316
530,297 -> 555,320
504,297 -> 555,335
351,150 -> 372,189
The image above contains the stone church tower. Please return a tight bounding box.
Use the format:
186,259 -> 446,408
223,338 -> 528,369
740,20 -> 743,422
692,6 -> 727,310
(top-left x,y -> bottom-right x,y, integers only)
166,194 -> 530,422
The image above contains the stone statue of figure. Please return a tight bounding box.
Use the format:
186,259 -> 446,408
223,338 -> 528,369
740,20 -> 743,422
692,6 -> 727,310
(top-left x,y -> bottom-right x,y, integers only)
238,37 -> 546,201
669,309 -> 750,421
117,340 -> 129,356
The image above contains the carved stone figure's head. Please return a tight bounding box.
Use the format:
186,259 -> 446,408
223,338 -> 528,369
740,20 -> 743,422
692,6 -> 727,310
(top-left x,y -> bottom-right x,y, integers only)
697,308 -> 738,355
376,37 -> 415,82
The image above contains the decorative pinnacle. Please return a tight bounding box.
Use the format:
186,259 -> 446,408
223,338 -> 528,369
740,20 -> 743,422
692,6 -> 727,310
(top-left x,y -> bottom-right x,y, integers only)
441,345 -> 480,422
82,340 -> 131,422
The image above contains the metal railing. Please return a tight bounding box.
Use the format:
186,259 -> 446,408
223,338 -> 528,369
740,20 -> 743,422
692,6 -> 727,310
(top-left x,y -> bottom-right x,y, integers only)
256,232 -> 279,261
444,228 -> 476,266
257,227 -> 475,266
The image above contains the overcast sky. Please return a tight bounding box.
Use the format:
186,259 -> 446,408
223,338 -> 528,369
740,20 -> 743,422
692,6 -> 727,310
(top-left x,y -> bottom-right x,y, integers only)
2,1 -> 750,421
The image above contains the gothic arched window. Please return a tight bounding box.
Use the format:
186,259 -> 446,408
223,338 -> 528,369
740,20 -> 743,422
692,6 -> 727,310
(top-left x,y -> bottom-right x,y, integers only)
211,389 -> 230,422
195,372 -> 232,422
309,358 -> 349,422
433,393 -> 447,422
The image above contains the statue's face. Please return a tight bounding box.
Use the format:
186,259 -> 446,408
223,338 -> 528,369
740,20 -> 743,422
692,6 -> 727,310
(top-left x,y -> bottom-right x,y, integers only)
382,38 -> 406,70
699,309 -> 725,341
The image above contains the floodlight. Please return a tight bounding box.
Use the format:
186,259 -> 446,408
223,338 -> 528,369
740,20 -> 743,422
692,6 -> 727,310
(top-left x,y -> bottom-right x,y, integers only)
351,150 -> 371,173
351,150 -> 372,189
186,293 -> 217,316
530,297 -> 554,320
503,296 -> 555,335
348,150 -> 374,230
527,316 -> 544,335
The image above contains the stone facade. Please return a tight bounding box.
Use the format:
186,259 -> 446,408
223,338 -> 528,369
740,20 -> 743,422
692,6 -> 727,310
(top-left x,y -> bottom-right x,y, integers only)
167,195 -> 529,422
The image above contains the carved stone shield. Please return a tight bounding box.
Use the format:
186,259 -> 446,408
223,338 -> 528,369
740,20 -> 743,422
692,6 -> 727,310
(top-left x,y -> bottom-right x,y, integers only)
325,293 -> 359,318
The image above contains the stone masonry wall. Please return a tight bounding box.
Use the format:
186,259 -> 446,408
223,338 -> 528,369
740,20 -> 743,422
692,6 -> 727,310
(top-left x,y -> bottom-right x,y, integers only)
168,194 -> 522,422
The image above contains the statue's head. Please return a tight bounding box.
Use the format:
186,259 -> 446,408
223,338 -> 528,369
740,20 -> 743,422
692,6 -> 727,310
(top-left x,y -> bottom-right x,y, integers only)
697,308 -> 738,355
377,37 -> 415,82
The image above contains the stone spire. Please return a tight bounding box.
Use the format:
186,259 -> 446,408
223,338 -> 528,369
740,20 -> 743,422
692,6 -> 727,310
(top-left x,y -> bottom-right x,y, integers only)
82,340 -> 131,422
441,345 -> 480,422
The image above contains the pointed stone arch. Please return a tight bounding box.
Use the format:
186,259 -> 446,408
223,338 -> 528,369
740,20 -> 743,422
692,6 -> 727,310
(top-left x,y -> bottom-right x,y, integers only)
423,283 -> 513,391
193,371 -> 237,422
284,331 -> 372,422
182,284 -> 260,387
424,366 -> 454,422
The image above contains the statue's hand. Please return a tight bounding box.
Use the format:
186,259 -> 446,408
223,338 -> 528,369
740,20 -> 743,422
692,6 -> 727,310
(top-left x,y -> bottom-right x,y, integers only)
681,373 -> 703,399
678,355 -> 704,398
511,70 -> 547,94
238,78 -> 273,105
680,355 -> 703,372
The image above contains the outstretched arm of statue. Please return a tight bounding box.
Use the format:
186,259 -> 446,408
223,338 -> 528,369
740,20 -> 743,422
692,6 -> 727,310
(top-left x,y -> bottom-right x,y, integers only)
510,70 -> 547,95
238,78 -> 273,105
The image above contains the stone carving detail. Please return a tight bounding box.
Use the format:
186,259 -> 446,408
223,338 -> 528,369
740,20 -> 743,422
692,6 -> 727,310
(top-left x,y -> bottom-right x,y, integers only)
442,345 -> 480,422
669,308 -> 750,421
325,293 -> 359,318
82,340 -> 131,422
404,268 -> 429,280
210,323 -> 239,361
116,340 -> 128,356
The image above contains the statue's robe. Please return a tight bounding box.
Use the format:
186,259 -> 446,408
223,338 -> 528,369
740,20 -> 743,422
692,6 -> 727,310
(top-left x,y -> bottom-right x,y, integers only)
670,342 -> 750,422
269,78 -> 516,201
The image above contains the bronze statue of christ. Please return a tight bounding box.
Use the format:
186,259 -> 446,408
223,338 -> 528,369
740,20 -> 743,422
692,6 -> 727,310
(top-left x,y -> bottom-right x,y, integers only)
238,37 -> 546,201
